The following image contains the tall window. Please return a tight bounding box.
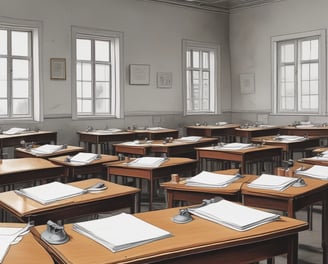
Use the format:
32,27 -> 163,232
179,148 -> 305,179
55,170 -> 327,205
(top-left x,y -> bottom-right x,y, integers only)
272,30 -> 326,114
0,18 -> 41,121
72,27 -> 123,119
183,40 -> 219,115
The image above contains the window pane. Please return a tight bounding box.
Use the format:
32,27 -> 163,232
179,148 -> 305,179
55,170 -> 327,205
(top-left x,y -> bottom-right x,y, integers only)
95,40 -> 110,62
82,82 -> 92,98
96,64 -> 110,82
82,63 -> 91,81
0,99 -> 7,115
310,80 -> 318,94
186,51 -> 191,68
0,81 -> 6,97
310,63 -> 318,80
310,39 -> 318,60
95,98 -> 110,113
13,80 -> 28,97
13,98 -> 28,115
192,51 -> 199,68
96,82 -> 110,98
203,52 -> 209,69
77,39 -> 91,60
0,30 -> 7,55
301,40 -> 310,61
285,65 -> 294,82
301,64 -> 309,80
285,97 -> 294,110
77,99 -> 92,113
301,96 -> 309,109
310,95 -> 318,110
11,31 -> 29,56
0,58 -> 7,80
285,83 -> 294,96
281,43 -> 294,63
302,39 -> 319,61
12,59 -> 29,79
301,81 -> 310,95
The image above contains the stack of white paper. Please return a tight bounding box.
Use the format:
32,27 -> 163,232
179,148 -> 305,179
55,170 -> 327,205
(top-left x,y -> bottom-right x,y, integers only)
247,174 -> 299,191
178,136 -> 202,142
31,144 -> 64,155
127,157 -> 166,168
14,181 -> 84,204
219,142 -> 252,150
73,212 -> 171,252
296,165 -> 328,180
186,171 -> 241,188
3,127 -> 27,135
94,129 -> 122,134
189,199 -> 280,231
70,152 -> 99,164
146,127 -> 166,130
216,122 -> 227,126
275,135 -> 305,141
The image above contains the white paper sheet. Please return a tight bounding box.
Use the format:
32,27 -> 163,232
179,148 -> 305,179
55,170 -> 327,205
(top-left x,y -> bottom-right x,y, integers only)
178,136 -> 202,142
31,144 -> 64,155
126,157 -> 165,168
70,152 -> 99,164
296,165 -> 328,180
3,127 -> 27,135
186,171 -> 241,188
219,142 -> 252,150
73,212 -> 171,252
247,173 -> 298,191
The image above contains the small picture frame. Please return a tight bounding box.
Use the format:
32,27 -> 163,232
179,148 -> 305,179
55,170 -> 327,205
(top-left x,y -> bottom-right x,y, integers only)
240,72 -> 255,94
129,64 -> 150,85
157,72 -> 172,89
50,58 -> 66,80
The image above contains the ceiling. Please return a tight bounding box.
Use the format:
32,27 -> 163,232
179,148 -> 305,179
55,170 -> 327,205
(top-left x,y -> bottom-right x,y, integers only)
149,0 -> 284,13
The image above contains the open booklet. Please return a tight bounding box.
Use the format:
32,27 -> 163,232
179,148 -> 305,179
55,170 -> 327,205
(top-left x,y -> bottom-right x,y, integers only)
296,165 -> 328,180
31,144 -> 64,155
14,181 -> 85,204
188,199 -> 280,231
73,212 -> 171,252
69,152 -> 99,164
185,171 -> 242,188
126,157 -> 166,168
247,173 -> 299,191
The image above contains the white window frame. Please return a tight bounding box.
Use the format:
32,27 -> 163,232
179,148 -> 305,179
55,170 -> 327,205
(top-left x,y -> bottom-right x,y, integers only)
182,39 -> 220,116
271,29 -> 326,115
71,26 -> 124,120
0,16 -> 42,122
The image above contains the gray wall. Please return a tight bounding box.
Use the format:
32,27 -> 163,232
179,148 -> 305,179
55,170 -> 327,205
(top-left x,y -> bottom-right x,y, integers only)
0,0 -> 232,145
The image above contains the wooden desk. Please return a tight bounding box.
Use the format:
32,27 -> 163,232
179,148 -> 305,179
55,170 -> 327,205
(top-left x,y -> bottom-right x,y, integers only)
0,178 -> 139,224
280,125 -> 328,137
129,128 -> 179,140
161,170 -> 256,207
105,158 -> 198,210
234,125 -> 281,142
77,130 -> 136,154
0,158 -> 64,190
185,124 -> 240,142
0,130 -> 57,158
0,223 -> 53,264
196,145 -> 282,174
113,137 -> 218,158
251,135 -> 320,160
242,176 -> 328,264
49,154 -> 119,181
31,207 -> 308,264
15,145 -> 84,158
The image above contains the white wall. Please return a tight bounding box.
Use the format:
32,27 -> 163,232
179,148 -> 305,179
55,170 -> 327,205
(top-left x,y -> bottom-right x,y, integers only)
229,0 -> 328,125
0,0 -> 231,144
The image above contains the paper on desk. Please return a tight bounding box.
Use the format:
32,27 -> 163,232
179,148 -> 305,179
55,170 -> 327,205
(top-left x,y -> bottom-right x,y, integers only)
127,157 -> 166,168
178,136 -> 202,142
189,199 -> 280,231
219,142 -> 252,150
70,152 -> 99,164
296,165 -> 328,180
73,212 -> 171,252
3,127 -> 27,135
146,127 -> 166,130
247,174 -> 299,191
275,135 -> 306,141
31,144 -> 64,155
14,181 -> 85,204
186,171 -> 241,188
0,227 -> 27,263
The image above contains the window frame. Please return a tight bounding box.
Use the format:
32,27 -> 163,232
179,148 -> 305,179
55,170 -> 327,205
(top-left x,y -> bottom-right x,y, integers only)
182,39 -> 220,116
271,29 -> 326,115
71,26 -> 124,120
0,17 -> 42,122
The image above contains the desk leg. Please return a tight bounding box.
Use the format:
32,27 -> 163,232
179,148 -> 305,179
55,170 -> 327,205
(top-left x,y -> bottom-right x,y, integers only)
287,234 -> 299,264
322,193 -> 328,264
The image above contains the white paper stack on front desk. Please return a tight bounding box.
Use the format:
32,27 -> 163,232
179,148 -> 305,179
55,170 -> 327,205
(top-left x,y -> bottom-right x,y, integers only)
31,144 -> 64,155
127,157 -> 166,168
73,212 -> 171,252
296,165 -> 328,180
70,152 -> 99,164
247,174 -> 299,191
189,199 -> 280,231
14,181 -> 85,204
186,171 -> 241,188
178,136 -> 202,142
219,142 -> 252,150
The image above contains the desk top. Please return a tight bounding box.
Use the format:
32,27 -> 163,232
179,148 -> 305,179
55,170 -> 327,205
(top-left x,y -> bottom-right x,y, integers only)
15,145 -> 84,158
0,130 -> 56,139
195,144 -> 282,154
0,158 -> 63,175
128,128 -> 178,134
0,223 -> 53,264
49,154 -> 118,167
234,125 -> 280,132
31,207 -> 307,264
77,130 -> 135,136
0,178 -> 139,217
251,135 -> 320,144
186,124 -> 240,130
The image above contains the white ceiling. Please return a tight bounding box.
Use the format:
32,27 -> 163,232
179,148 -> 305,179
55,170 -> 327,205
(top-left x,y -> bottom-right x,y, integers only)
149,0 -> 284,13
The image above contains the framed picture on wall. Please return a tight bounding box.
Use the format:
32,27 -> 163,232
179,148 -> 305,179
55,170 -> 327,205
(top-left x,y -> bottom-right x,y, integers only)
50,58 -> 66,80
129,64 -> 150,85
157,72 -> 172,89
